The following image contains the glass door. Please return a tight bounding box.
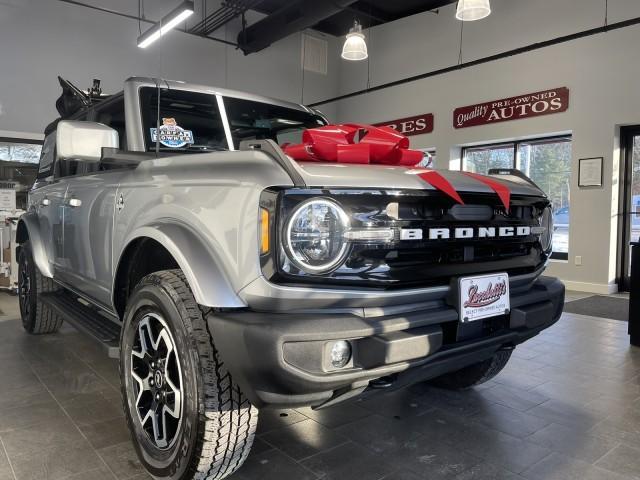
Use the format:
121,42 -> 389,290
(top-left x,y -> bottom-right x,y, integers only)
619,127 -> 640,290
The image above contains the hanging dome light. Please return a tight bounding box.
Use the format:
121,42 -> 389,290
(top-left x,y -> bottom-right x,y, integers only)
341,20 -> 368,61
456,0 -> 491,21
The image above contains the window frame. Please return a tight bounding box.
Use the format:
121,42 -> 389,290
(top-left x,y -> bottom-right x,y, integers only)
460,135 -> 572,261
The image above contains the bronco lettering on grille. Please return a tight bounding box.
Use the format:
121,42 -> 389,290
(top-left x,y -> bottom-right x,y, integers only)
400,226 -> 532,241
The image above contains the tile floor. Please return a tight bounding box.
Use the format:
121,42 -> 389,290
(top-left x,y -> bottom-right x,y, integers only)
1,292 -> 640,479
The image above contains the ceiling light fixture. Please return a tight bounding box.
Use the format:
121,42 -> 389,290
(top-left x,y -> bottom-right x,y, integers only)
456,0 -> 491,21
341,20 -> 368,61
137,0 -> 195,49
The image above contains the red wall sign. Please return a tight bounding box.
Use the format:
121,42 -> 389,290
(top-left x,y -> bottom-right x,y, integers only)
453,87 -> 569,129
375,113 -> 434,137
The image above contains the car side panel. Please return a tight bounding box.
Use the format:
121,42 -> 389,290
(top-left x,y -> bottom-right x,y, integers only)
112,150 -> 294,308
57,171 -> 128,309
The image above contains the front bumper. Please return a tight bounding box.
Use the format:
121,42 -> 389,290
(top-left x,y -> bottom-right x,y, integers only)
207,275 -> 564,409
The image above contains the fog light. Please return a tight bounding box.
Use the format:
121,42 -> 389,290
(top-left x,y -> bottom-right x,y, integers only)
330,340 -> 352,369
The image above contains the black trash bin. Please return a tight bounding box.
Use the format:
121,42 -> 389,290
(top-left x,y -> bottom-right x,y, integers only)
629,242 -> 640,346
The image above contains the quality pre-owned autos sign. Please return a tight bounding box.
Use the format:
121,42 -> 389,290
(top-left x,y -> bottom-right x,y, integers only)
453,87 -> 569,129
375,113 -> 434,137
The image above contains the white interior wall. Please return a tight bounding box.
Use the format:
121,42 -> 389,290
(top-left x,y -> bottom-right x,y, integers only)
0,0 -> 340,137
317,0 -> 640,294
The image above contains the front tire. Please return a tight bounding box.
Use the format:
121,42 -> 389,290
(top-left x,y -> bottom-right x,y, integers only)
120,269 -> 257,480
18,241 -> 63,334
429,350 -> 512,390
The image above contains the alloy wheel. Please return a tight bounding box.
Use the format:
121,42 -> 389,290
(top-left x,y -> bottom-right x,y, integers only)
18,256 -> 31,317
130,312 -> 183,449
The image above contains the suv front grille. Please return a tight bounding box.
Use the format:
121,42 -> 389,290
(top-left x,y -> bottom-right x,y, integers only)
265,188 -> 550,289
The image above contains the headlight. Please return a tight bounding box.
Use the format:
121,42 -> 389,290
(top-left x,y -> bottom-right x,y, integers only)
539,206 -> 554,252
284,198 -> 350,274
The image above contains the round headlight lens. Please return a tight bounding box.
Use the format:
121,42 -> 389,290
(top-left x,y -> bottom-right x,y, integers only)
284,198 -> 349,274
540,206 -> 554,252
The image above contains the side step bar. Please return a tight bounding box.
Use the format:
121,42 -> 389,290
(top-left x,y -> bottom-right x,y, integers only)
40,293 -> 121,358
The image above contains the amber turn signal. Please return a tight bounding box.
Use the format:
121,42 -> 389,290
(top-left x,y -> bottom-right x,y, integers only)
260,208 -> 270,254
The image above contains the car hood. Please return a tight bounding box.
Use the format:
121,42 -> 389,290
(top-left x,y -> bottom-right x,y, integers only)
291,162 -> 546,198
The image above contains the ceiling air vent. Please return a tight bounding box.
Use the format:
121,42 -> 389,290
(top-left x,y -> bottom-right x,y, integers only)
302,34 -> 328,75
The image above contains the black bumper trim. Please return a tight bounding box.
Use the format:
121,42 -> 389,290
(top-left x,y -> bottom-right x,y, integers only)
207,276 -> 564,408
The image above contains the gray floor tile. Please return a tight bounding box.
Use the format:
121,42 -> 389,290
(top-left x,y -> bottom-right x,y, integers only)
234,448 -> 318,480
78,417 -> 132,450
0,400 -> 66,433
454,461 -> 525,480
97,441 -> 146,479
381,434 -> 483,479
334,414 -> 422,454
61,467 -> 117,479
256,408 -> 307,434
595,444 -> 640,478
522,452 -> 633,480
260,418 -> 348,460
0,444 -> 14,480
470,403 -> 550,439
1,417 -> 87,458
302,442 -> 396,480
527,422 -> 619,463
9,443 -> 103,480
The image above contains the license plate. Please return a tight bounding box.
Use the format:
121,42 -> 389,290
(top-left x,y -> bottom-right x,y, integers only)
459,273 -> 510,323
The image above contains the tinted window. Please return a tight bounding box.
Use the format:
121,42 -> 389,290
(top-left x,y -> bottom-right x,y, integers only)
37,134 -> 56,179
140,87 -> 227,153
224,97 -> 326,149
94,96 -> 127,150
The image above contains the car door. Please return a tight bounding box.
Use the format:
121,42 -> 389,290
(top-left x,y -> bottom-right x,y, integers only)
30,132 -> 67,275
57,97 -> 127,308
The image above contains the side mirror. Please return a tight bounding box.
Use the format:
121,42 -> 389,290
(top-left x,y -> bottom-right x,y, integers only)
57,120 -> 119,162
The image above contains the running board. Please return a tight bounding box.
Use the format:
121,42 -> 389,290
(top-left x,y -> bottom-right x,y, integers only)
40,293 -> 121,358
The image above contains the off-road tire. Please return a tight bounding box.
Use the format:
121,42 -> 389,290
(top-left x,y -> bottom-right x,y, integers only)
18,241 -> 63,334
120,269 -> 257,480
430,350 -> 512,390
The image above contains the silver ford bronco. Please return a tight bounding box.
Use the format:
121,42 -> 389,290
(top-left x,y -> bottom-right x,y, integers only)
17,77 -> 564,480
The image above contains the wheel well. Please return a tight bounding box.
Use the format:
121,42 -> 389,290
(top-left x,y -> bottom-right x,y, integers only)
113,237 -> 179,319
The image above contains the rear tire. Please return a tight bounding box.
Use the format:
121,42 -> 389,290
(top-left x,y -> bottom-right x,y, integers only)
429,350 -> 512,390
18,241 -> 63,334
120,269 -> 257,480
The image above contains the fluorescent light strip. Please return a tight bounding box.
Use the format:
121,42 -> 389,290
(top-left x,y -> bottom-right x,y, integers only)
137,1 -> 194,49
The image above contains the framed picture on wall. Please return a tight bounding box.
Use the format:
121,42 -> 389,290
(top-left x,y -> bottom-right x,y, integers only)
578,157 -> 603,187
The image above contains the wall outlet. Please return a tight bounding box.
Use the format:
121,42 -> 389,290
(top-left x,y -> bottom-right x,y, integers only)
575,256 -> 582,266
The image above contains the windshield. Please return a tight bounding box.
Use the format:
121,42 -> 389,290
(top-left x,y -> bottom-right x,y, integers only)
223,96 -> 326,149
140,87 -> 326,153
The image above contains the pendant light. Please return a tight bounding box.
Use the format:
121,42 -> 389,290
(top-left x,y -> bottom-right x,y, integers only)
341,20 -> 368,61
456,0 -> 491,21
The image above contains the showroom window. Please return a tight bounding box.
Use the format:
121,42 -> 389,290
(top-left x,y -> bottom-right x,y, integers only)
0,138 -> 41,210
461,136 -> 572,260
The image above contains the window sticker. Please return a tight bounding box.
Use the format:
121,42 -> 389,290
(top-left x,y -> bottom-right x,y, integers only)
150,118 -> 194,148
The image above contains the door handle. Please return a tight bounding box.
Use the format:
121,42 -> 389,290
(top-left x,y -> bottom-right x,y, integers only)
68,198 -> 82,208
40,198 -> 50,207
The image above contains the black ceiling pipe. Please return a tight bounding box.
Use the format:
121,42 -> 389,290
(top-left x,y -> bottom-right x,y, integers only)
237,0 -> 359,54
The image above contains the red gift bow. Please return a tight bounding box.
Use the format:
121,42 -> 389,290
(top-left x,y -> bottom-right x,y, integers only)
283,123 -> 512,210
283,123 -> 424,166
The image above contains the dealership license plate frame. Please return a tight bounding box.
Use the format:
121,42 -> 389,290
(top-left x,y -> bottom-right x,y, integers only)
459,272 -> 510,323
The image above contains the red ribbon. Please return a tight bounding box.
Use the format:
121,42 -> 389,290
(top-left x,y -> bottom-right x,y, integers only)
416,171 -> 465,205
462,172 -> 511,211
283,123 -> 424,166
